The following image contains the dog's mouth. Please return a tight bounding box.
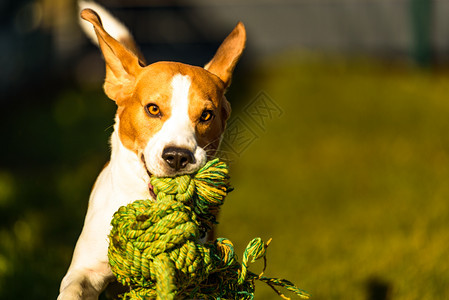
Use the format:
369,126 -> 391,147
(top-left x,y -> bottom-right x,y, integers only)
140,154 -> 156,200
140,152 -> 206,201
140,153 -> 198,201
148,182 -> 157,200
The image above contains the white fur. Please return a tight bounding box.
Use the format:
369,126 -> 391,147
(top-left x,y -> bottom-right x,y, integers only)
62,10 -> 150,298
60,5 -> 210,300
79,0 -> 133,46
58,119 -> 151,300
144,74 -> 207,177
58,76 -> 207,299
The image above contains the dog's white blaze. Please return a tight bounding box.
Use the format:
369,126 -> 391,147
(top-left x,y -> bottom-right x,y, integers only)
156,74 -> 195,149
166,74 -> 194,146
171,74 -> 190,119
142,74 -> 206,177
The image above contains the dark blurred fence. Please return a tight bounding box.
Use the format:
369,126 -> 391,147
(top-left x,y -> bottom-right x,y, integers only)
1,0 -> 447,101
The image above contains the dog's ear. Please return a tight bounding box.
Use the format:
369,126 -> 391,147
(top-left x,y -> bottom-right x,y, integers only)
205,22 -> 246,89
81,9 -> 142,104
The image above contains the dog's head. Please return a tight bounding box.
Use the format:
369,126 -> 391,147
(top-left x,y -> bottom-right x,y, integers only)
81,9 -> 245,177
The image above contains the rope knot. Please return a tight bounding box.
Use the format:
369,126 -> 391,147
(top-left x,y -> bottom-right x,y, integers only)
150,175 -> 194,204
108,159 -> 309,299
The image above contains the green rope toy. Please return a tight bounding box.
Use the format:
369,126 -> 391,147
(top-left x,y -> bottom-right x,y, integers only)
108,159 -> 309,299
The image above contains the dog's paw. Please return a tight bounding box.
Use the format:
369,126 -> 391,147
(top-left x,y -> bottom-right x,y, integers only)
57,286 -> 83,300
58,271 -> 102,300
58,284 -> 99,300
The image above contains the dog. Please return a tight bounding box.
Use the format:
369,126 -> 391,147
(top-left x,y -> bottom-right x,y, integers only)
58,2 -> 245,299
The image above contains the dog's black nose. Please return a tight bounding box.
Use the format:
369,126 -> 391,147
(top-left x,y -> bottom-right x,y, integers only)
162,147 -> 194,171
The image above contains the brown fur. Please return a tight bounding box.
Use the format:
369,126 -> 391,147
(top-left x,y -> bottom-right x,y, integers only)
81,8 -> 245,158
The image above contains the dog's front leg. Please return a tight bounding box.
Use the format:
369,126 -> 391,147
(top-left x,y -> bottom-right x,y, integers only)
58,217 -> 115,300
58,167 -> 120,300
58,265 -> 112,300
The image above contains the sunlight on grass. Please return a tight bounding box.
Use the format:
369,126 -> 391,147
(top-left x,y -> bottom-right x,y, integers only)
218,54 -> 449,299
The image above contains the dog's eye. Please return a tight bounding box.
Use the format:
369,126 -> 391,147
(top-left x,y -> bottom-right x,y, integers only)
199,110 -> 214,122
145,104 -> 161,117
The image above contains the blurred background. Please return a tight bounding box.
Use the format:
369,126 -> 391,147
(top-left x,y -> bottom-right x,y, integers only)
1,0 -> 449,299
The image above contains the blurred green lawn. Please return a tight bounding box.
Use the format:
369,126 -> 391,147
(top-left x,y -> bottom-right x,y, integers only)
1,54 -> 449,299
220,55 -> 449,300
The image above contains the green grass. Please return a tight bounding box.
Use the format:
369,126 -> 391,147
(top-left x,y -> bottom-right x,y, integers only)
2,54 -> 449,299
218,55 -> 449,299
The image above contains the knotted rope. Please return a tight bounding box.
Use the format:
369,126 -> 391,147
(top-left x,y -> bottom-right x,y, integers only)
108,159 -> 309,299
